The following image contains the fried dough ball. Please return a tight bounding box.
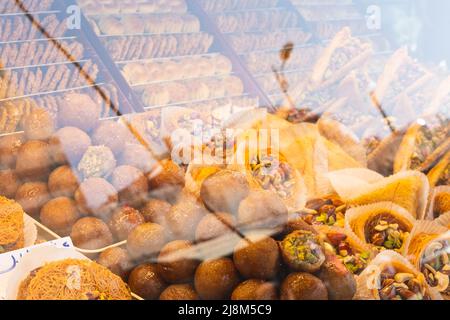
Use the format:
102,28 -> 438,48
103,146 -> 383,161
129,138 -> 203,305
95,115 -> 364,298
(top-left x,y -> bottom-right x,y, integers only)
318,253 -> 356,300
280,273 -> 328,300
74,178 -> 118,219
140,198 -> 172,226
194,258 -> 240,300
15,140 -> 51,181
166,193 -> 207,240
0,169 -> 20,198
159,284 -> 199,300
128,264 -> 167,300
40,197 -> 80,236
120,143 -> 156,174
148,159 -> 185,204
111,165 -> 148,207
70,217 -> 114,250
238,190 -> 287,230
58,93 -> 100,132
0,133 -> 24,169
49,127 -> 91,165
233,234 -> 280,280
15,182 -> 50,217
48,165 -> 80,198
22,108 -> 55,140
157,240 -> 199,283
92,120 -> 131,156
200,170 -> 249,214
77,146 -> 116,179
195,213 -> 236,242
127,223 -> 166,260
98,247 -> 133,281
108,206 -> 145,241
231,280 -> 278,300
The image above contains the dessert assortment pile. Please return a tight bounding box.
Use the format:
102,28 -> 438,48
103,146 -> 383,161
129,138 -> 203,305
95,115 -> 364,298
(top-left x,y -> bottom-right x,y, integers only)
0,0 -> 448,300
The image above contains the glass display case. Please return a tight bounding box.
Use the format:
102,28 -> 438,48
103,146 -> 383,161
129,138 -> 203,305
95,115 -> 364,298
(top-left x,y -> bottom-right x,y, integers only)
0,0 -> 448,301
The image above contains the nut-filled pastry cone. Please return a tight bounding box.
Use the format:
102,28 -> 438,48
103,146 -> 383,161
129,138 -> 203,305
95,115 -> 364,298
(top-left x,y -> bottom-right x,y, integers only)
403,221 -> 449,299
338,171 -> 429,219
310,27 -> 373,90
355,250 -> 441,300
345,202 -> 416,253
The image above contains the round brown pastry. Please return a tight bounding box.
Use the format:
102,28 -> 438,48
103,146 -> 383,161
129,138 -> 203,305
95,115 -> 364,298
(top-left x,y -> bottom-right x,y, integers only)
157,240 -> 199,284
49,127 -> 92,165
15,140 -> 51,181
70,217 -> 114,250
74,178 -> 118,218
77,146 -> 116,179
92,120 -> 131,156
22,108 -> 55,140
280,230 -> 326,273
15,182 -> 50,217
0,133 -> 24,169
127,223 -> 166,260
159,284 -> 199,300
108,206 -> 145,241
280,273 -> 328,300
140,198 -> 172,226
166,193 -> 207,240
40,197 -> 80,236
48,165 -> 80,198
0,169 -> 20,198
233,234 -> 280,280
128,264 -> 166,300
58,93 -> 100,132
148,160 -> 185,204
318,253 -> 356,300
111,165 -> 148,207
195,258 -> 239,300
200,170 -> 250,214
120,143 -> 156,174
195,212 -> 235,242
231,280 -> 278,300
97,247 -> 133,281
238,190 -> 288,230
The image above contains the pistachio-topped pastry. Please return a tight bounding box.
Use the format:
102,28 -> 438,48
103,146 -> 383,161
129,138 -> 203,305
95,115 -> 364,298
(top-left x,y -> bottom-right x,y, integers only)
250,153 -> 296,200
299,196 -> 347,228
420,239 -> 450,297
280,230 -> 325,273
345,202 -> 415,253
364,215 -> 410,252
323,232 -> 371,275
377,268 -> 431,300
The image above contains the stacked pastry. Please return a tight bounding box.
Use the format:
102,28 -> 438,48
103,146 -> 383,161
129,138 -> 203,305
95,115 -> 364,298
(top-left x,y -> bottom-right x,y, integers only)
77,0 -> 188,14
0,0 -> 53,13
214,9 -> 299,33
91,13 -> 201,35
229,29 -> 311,53
121,54 -> 233,85
198,0 -> 280,12
0,4 -> 127,134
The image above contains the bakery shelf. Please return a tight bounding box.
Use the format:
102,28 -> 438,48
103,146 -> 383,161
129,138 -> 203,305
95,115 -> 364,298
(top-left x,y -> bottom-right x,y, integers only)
96,31 -> 209,38
0,36 -> 77,45
0,59 -> 90,71
0,10 -> 61,17
115,52 -> 222,64
128,73 -> 237,88
143,93 -> 253,110
0,82 -> 106,103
